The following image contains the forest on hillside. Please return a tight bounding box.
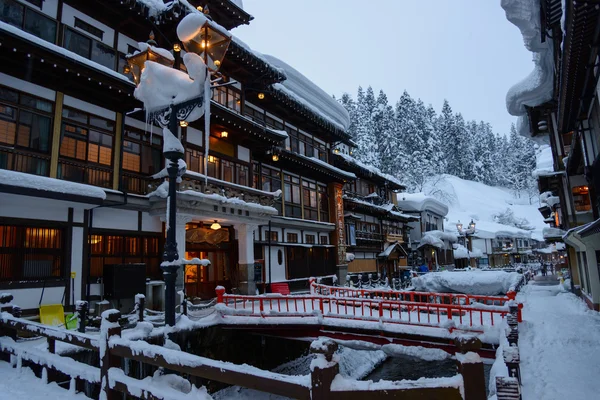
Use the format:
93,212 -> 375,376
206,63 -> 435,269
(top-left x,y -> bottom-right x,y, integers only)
337,87 -> 537,198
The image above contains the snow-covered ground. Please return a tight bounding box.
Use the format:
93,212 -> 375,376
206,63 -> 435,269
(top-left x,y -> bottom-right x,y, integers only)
423,174 -> 547,240
0,362 -> 88,400
517,284 -> 600,400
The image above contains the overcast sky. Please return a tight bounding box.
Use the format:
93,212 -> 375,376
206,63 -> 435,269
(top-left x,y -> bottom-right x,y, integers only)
234,0 -> 532,135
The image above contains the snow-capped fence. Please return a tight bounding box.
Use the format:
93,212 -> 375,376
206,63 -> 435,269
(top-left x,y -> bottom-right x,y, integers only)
310,279 -> 517,307
0,306 -> 486,399
216,286 -> 515,332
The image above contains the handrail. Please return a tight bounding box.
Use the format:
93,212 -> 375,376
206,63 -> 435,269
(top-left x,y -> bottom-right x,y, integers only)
310,281 -> 513,307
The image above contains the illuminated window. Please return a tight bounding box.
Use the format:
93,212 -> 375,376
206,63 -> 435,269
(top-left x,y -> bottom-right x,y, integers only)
572,186 -> 591,212
287,233 -> 298,243
305,234 -> 316,244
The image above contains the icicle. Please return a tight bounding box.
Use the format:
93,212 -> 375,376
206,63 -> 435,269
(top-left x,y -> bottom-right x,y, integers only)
9,354 -> 16,367
69,377 -> 77,394
203,71 -> 211,186
41,367 -> 48,384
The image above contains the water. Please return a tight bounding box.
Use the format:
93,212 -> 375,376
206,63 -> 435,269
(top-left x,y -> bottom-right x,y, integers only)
365,355 -> 493,394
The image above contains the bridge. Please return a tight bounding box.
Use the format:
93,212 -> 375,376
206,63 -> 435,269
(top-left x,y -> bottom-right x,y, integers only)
214,280 -> 523,359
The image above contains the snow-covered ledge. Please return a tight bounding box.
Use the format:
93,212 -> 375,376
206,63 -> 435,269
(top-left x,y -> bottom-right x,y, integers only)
502,0 -> 554,141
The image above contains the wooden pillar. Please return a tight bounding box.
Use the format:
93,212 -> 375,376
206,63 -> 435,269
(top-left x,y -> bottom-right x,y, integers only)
112,112 -> 123,190
328,182 -> 347,285
49,92 -> 64,178
310,339 -> 339,400
456,352 -> 486,400
100,310 -> 121,400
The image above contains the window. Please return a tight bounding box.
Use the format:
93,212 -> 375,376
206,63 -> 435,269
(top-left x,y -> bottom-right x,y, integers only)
0,224 -> 64,282
320,236 -> 328,245
0,0 -> 56,43
284,174 -> 302,218
64,27 -> 115,70
303,180 -> 318,221
0,86 -> 53,176
58,108 -> 114,187
74,17 -> 104,40
258,164 -> 282,214
212,85 -> 241,113
122,128 -> 162,174
345,224 -> 357,246
185,146 -> 250,187
305,234 -> 316,244
318,184 -> 329,222
287,233 -> 298,243
572,186 -> 591,212
89,233 -> 162,279
265,230 -> 278,242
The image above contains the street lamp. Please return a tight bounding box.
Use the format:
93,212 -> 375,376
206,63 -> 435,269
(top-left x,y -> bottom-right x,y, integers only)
126,11 -> 232,326
456,219 -> 476,268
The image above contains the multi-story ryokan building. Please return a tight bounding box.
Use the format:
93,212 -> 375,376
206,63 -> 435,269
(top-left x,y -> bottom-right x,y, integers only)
504,0 -> 600,309
0,0 -> 413,313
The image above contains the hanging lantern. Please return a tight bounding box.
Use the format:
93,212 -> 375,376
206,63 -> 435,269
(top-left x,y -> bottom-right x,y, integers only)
125,31 -> 175,85
272,154 -> 279,162
177,13 -> 232,72
258,92 -> 265,100
210,220 -> 221,230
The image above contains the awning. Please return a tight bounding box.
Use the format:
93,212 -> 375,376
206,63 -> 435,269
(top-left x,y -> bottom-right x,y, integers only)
378,242 -> 408,260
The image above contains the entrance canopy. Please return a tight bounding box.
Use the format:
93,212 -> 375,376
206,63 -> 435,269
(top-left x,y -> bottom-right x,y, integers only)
378,242 -> 408,260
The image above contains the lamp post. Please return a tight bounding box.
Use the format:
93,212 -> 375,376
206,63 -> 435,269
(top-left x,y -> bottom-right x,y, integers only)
126,12 -> 232,326
456,219 -> 476,268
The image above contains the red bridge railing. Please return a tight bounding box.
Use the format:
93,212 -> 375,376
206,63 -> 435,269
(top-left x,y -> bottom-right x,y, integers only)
215,287 -> 518,333
309,279 -> 516,307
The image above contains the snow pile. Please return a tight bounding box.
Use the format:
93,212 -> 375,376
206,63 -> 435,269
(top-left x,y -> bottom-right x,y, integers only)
336,153 -> 405,188
419,230 -> 458,249
134,41 -> 174,61
135,0 -> 169,17
162,128 -> 185,154
263,55 -> 350,131
134,52 -> 206,121
502,0 -> 554,141
411,270 -> 522,295
0,169 -> 106,200
533,144 -> 556,177
452,244 -> 483,259
424,174 -> 545,240
396,192 -> 449,216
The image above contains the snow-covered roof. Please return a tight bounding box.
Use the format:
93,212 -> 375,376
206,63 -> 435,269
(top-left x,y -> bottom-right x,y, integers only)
533,144 -> 559,178
0,169 -> 106,200
344,196 -> 418,222
378,242 -> 407,258
502,0 -> 554,139
418,230 -> 458,249
543,226 -> 567,240
292,153 -> 356,180
335,153 -> 405,189
396,192 -> 449,216
263,55 -> 350,131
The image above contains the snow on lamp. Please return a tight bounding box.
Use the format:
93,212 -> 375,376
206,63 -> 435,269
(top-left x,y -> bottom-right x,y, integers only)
125,32 -> 175,85
468,219 -> 476,233
456,220 -> 463,233
177,12 -> 232,73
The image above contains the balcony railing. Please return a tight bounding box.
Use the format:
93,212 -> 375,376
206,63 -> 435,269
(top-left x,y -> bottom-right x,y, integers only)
149,172 -> 279,207
57,159 -> 113,189
0,147 -> 50,177
122,171 -> 154,195
355,231 -> 384,242
385,233 -> 404,243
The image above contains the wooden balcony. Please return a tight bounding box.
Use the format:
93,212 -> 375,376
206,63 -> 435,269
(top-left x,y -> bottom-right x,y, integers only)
385,233 -> 405,243
57,159 -> 113,189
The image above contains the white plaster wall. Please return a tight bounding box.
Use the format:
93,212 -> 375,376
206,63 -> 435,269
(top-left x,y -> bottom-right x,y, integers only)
237,146 -> 250,162
0,193 -> 76,222
91,208 -> 137,231
264,245 -> 286,282
117,33 -> 139,55
61,4 -> 115,47
0,72 -> 56,101
63,95 -> 116,120
187,128 -> 203,147
71,226 -> 84,301
583,234 -> 600,304
11,287 -> 65,311
142,213 -> 162,232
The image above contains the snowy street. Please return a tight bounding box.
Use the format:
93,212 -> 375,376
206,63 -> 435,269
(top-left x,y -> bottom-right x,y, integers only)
517,280 -> 600,400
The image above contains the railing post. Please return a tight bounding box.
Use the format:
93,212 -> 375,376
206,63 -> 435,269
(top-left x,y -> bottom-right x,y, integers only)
135,294 -> 145,322
76,300 -> 88,333
310,339 -> 339,400
309,277 -> 316,295
506,291 -> 516,301
456,352 -> 486,400
100,310 -> 121,400
216,286 -> 225,304
503,345 -> 521,385
0,294 -> 19,341
495,376 -> 521,400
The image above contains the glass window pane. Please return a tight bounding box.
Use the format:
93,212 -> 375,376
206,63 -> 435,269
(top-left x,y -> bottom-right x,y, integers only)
64,28 -> 91,59
90,115 -> 113,131
0,87 -> 18,103
62,108 -> 87,124
0,0 -> 24,28
24,8 -> 56,43
91,40 -> 116,70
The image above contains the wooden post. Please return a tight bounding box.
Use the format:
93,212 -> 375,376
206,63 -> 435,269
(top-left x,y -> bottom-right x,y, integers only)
503,345 -> 521,384
456,352 -> 486,400
76,300 -> 88,333
216,286 -> 225,304
47,338 -> 56,354
135,294 -> 145,322
309,277 -> 316,294
100,310 -> 121,400
310,339 -> 339,400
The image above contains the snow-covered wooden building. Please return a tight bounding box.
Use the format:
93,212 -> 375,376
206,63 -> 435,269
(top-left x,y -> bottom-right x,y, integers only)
0,0 -> 365,312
